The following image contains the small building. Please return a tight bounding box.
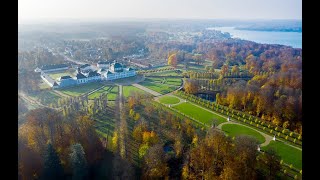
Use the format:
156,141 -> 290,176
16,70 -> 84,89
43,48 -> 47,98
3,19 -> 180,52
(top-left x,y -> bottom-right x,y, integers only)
40,64 -> 69,73
79,64 -> 92,71
58,75 -> 77,87
97,61 -> 110,69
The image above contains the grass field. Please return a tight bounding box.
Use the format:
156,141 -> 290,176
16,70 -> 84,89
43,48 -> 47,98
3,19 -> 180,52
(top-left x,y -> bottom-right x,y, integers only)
88,86 -> 113,99
159,96 -> 180,104
107,86 -> 119,100
29,91 -> 62,105
58,82 -> 103,96
123,85 -> 145,97
221,124 -> 266,144
145,77 -> 182,86
139,81 -> 178,94
261,141 -> 302,170
173,102 -> 226,125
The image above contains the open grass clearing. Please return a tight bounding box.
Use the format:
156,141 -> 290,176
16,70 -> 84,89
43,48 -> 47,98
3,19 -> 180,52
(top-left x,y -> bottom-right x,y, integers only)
29,90 -> 62,105
139,81 -> 178,94
88,86 -> 113,99
221,124 -> 266,144
47,71 -> 75,80
172,102 -> 226,125
159,96 -> 180,104
58,82 -> 103,96
123,85 -> 145,98
261,140 -> 302,170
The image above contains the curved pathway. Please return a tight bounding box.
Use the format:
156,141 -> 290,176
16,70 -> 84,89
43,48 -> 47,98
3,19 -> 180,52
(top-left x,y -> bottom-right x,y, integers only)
217,121 -> 272,147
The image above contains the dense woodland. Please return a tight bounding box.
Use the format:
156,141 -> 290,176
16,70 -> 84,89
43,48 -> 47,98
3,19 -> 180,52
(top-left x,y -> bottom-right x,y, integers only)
18,92 -> 286,179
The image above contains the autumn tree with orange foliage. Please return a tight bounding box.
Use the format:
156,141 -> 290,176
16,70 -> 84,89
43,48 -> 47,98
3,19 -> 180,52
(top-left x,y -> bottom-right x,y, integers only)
184,79 -> 198,94
168,53 -> 178,68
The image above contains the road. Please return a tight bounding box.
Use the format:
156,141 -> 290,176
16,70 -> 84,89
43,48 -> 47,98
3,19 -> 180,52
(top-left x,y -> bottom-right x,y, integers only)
131,83 -> 162,96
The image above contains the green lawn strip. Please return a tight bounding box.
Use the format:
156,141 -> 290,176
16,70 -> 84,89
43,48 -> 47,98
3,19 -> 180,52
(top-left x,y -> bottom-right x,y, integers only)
29,91 -> 62,105
146,70 -> 181,76
122,85 -> 145,98
88,86 -> 112,99
159,96 -> 180,104
139,81 -> 178,94
261,141 -> 302,170
174,92 -> 302,148
58,82 -> 103,96
172,102 -> 226,125
107,86 -> 119,100
221,124 -> 266,144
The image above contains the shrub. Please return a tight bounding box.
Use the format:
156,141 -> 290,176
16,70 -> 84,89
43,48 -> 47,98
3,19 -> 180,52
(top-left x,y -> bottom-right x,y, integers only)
300,170 -> 302,174
275,127 -> 278,131
277,132 -> 281,136
293,138 -> 296,143
283,169 -> 287,174
285,135 -> 289,140
256,124 -> 259,127
250,121 -> 252,125
263,127 -> 266,130
270,130 -> 273,133
290,132 -> 293,137
290,164 -> 293,169
298,135 -> 301,140
280,160 -> 283,165
282,129 -> 286,134
268,124 -> 271,128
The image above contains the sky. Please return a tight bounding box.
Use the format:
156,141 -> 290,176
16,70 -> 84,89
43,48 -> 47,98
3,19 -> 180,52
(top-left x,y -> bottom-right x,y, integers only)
18,0 -> 302,23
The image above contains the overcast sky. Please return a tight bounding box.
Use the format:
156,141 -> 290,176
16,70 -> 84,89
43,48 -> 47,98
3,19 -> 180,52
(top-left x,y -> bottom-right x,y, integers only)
18,0 -> 302,23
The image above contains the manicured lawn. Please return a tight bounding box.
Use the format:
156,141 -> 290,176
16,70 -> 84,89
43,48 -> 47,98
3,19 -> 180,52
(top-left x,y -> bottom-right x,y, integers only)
261,141 -> 302,170
139,81 -> 178,94
221,124 -> 266,144
58,82 -> 103,96
122,85 -> 145,97
29,91 -> 62,105
145,77 -> 182,86
88,86 -> 113,99
107,86 -> 119,100
173,102 -> 226,125
159,96 -> 180,104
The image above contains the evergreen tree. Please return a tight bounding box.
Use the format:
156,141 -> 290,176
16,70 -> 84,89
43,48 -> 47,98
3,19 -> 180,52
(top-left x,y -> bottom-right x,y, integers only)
41,143 -> 64,180
70,143 -> 88,180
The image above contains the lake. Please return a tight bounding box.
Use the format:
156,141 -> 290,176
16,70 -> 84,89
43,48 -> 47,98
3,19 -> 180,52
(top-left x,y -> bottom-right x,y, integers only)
207,27 -> 302,48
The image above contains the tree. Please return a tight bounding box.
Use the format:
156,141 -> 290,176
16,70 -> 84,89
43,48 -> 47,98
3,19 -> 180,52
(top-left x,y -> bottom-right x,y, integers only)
258,148 -> 281,179
184,80 -> 198,94
69,143 -> 88,180
231,65 -> 240,76
142,144 -> 170,179
168,53 -> 178,68
41,143 -> 64,180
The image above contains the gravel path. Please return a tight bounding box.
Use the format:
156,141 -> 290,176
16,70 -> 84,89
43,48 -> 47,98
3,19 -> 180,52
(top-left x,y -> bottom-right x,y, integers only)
132,83 -> 162,96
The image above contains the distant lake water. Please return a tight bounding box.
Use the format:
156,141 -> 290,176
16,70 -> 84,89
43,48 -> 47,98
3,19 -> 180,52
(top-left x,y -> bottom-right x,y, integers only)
207,27 -> 302,48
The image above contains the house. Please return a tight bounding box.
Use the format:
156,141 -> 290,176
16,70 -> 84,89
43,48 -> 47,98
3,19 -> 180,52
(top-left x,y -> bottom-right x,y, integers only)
97,61 -> 110,69
39,64 -> 69,73
79,64 -> 92,71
